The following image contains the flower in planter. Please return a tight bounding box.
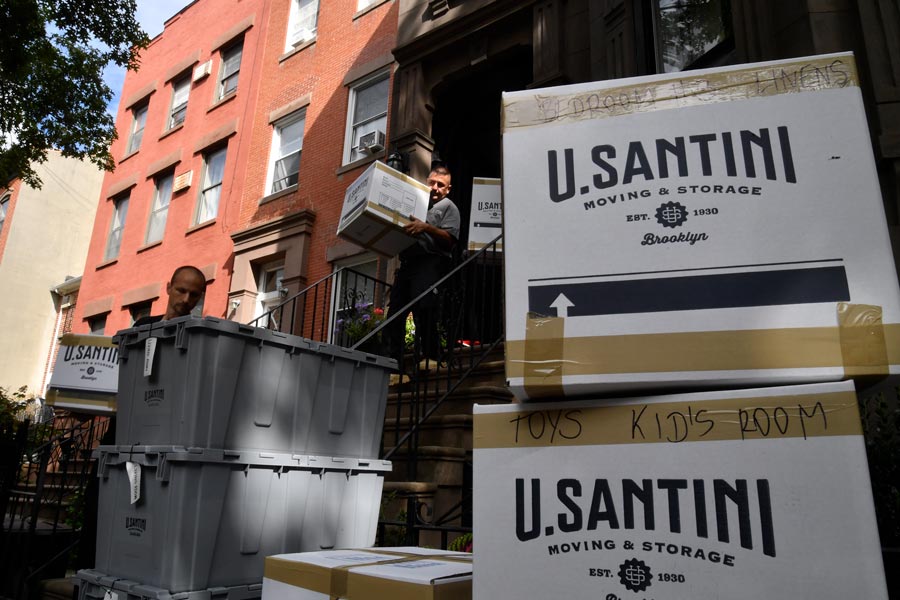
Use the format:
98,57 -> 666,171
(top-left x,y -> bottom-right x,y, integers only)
335,296 -> 386,347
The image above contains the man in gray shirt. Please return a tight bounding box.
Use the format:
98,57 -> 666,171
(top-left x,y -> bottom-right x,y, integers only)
385,160 -> 461,365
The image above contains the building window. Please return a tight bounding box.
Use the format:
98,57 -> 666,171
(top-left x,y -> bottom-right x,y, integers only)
127,104 -> 148,154
195,147 -> 227,224
255,260 -> 285,328
268,111 -> 305,194
146,173 -> 173,244
105,194 -> 129,261
168,76 -> 190,129
130,302 -> 152,325
652,0 -> 733,73
0,195 -> 8,234
88,314 -> 107,335
219,41 -> 243,99
286,0 -> 319,50
344,71 -> 389,164
331,255 -> 380,345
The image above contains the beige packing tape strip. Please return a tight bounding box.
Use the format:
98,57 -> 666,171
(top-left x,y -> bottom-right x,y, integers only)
44,388 -> 116,411
374,161 -> 430,193
837,302 -> 888,378
502,54 -> 859,131
474,390 -> 862,449
60,333 -> 116,348
513,305 -> 899,387
522,313 -> 565,399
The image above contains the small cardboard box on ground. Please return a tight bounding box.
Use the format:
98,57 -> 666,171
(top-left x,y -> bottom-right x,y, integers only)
467,177 -> 502,252
501,51 -> 900,399
338,161 -> 429,257
263,548 -> 472,600
472,380 -> 889,599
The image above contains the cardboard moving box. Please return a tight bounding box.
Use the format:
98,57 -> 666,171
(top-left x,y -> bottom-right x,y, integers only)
338,161 -> 429,257
467,177 -> 502,252
45,333 -> 117,414
501,52 -> 900,399
473,380 -> 889,599
263,548 -> 472,600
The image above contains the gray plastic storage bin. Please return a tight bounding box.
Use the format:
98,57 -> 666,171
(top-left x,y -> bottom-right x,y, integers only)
113,317 -> 396,455
93,446 -> 391,592
76,569 -> 262,600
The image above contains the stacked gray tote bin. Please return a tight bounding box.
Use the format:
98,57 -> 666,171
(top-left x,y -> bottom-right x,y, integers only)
80,316 -> 397,597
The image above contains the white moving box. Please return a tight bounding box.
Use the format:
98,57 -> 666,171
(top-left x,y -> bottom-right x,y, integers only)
501,52 -> 900,399
338,161 -> 429,257
473,380 -> 888,599
45,333 -> 117,414
263,548 -> 472,600
467,177 -> 502,252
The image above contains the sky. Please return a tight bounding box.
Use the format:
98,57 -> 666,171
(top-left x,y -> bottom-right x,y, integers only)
102,0 -> 192,118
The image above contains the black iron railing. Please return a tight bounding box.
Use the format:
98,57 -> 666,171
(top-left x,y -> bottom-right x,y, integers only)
358,234 -> 505,548
249,267 -> 391,345
0,413 -> 109,600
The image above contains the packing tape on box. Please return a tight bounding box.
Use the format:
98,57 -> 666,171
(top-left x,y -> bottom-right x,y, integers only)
265,552 -> 471,598
374,161 -> 430,193
44,388 -> 116,412
513,303 -> 899,393
474,388 -> 862,449
61,333 -> 117,348
502,54 -> 859,131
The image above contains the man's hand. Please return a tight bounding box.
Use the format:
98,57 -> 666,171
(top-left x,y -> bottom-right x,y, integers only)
404,216 -> 430,236
405,216 -> 454,250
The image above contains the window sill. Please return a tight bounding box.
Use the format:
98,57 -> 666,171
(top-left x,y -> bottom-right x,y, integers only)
207,92 -> 237,113
119,149 -> 139,164
159,123 -> 184,140
279,38 -> 316,63
186,219 -> 216,235
96,258 -> 118,270
259,184 -> 298,206
137,240 -> 163,253
335,151 -> 385,176
353,0 -> 392,20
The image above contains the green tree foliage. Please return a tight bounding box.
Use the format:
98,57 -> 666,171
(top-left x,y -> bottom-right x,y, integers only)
0,0 -> 149,188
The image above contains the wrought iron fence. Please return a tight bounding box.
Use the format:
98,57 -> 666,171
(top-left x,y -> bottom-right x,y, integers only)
0,413 -> 109,600
249,266 -> 391,346
358,235 -> 505,548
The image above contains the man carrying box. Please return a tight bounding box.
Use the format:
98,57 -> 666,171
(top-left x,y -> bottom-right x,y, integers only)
384,161 -> 460,367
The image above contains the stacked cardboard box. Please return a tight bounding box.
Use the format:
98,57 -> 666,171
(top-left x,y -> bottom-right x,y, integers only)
475,51 -> 893,599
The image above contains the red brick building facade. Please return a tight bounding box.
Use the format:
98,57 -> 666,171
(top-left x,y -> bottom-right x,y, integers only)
74,0 -> 397,335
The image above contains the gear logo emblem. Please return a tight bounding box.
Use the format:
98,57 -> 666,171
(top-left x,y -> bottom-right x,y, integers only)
655,201 -> 688,228
618,558 -> 653,593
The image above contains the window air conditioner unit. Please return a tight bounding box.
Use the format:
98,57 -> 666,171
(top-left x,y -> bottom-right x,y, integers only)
192,60 -> 212,82
359,130 -> 386,154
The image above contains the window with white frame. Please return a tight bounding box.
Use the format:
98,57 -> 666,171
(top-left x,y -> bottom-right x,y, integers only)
105,194 -> 129,260
218,42 -> 243,99
268,111 -> 305,194
357,0 -> 378,11
168,76 -> 190,129
129,302 -> 152,325
652,0 -> 733,73
254,260 -> 286,328
145,173 -> 173,244
285,0 -> 319,50
343,71 -> 389,164
195,147 -> 227,224
126,104 -> 148,154
0,195 -> 8,235
88,314 -> 107,335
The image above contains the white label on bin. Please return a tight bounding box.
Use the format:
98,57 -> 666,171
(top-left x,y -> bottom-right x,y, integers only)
143,338 -> 157,377
126,461 -> 141,504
